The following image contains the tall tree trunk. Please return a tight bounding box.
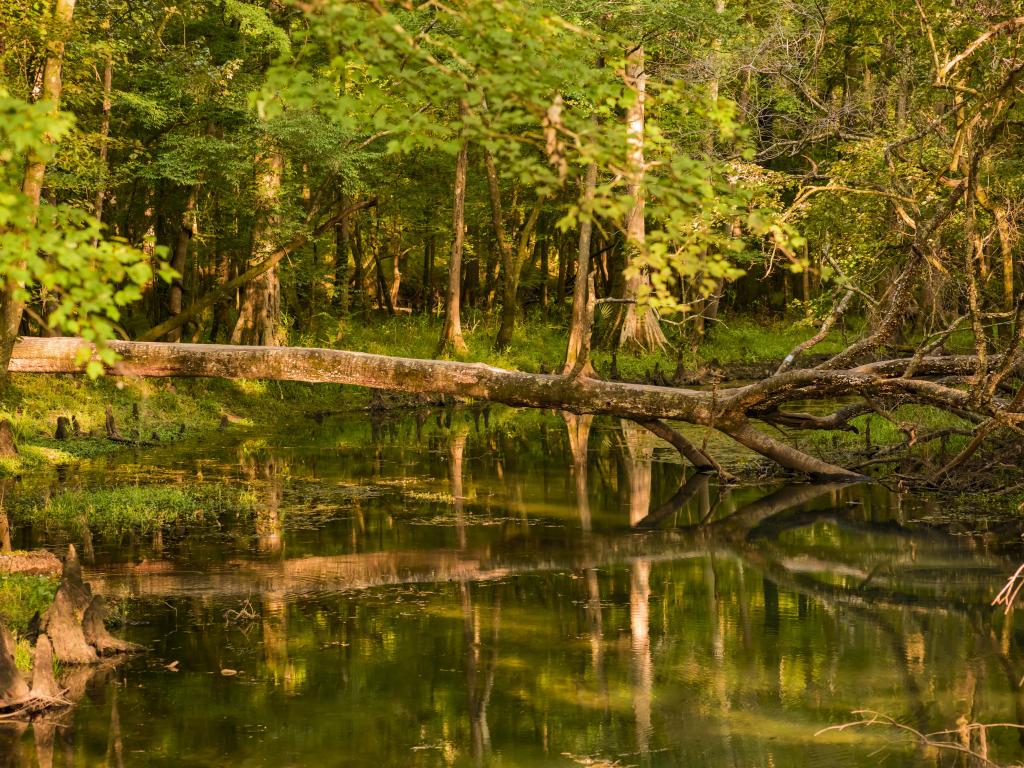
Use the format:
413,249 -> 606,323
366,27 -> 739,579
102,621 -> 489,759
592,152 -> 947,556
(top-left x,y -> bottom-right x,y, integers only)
334,194 -> 351,314
391,245 -> 402,308
352,219 -> 367,315
494,199 -> 544,350
420,234 -> 433,313
563,162 -> 598,375
0,0 -> 77,379
93,47 -> 113,222
209,229 -> 231,342
482,148 -> 512,346
439,101 -> 470,356
232,152 -> 283,346
539,232 -> 549,310
616,45 -> 667,353
167,189 -> 197,343
373,247 -> 396,316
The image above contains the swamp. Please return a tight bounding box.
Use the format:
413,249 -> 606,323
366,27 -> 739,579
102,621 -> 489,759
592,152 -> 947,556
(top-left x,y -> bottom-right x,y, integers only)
3,0 -> 1024,765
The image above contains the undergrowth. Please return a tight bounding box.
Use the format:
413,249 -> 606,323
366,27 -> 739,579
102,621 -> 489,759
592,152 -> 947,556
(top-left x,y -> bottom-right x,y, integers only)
0,574 -> 58,634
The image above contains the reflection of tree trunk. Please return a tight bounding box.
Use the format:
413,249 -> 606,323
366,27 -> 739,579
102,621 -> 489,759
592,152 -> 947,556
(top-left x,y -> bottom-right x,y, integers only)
0,721 -> 27,768
461,584 -> 499,768
33,721 -> 55,768
105,686 -> 125,768
261,592 -> 291,691
633,472 -> 708,529
562,413 -> 594,531
80,519 -> 95,565
449,425 -> 469,549
706,556 -> 727,715
586,569 -> 606,703
248,456 -> 283,555
630,559 -> 652,755
619,420 -> 654,526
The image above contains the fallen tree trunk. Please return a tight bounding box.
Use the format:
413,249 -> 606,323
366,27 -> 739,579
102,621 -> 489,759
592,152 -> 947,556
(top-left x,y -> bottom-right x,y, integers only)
8,336 -> 1022,480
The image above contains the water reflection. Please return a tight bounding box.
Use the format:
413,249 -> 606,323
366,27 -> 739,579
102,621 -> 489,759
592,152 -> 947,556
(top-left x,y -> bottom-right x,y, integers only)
1,409 -> 1022,766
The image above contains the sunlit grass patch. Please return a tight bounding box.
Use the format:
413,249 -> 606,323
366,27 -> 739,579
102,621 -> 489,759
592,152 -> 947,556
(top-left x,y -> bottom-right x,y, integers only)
0,574 -> 58,634
802,405 -> 975,460
28,484 -> 251,534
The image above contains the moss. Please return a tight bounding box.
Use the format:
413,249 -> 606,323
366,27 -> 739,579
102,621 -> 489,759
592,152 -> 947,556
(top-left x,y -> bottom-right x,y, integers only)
0,574 -> 58,634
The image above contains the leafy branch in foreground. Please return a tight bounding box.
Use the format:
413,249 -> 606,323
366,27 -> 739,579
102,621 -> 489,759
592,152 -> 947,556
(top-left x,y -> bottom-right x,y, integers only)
0,90 -> 174,378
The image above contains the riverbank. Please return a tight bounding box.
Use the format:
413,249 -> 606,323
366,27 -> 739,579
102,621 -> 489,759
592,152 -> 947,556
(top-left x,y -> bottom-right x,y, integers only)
0,314 -> 851,476
1,313 -> 1000,495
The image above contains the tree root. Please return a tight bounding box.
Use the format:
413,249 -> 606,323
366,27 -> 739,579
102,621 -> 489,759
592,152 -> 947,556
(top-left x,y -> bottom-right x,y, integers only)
0,545 -> 140,718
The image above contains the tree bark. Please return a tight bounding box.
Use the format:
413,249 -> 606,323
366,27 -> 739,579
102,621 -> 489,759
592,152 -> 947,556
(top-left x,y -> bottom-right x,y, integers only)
494,198 -> 544,350
0,624 -> 29,709
616,45 -> 667,353
141,197 -> 375,342
93,47 -> 113,222
439,100 -> 470,356
334,194 -> 351,314
563,163 -> 598,375
232,152 -> 284,346
167,189 -> 197,343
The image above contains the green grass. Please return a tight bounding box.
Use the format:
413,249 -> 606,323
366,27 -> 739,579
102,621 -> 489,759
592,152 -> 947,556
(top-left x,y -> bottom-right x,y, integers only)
801,405 -> 975,464
328,311 -> 849,376
28,484 -> 251,534
0,574 -> 58,634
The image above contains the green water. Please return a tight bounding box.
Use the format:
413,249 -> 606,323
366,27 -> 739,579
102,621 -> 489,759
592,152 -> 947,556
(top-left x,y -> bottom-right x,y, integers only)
2,407 -> 1022,767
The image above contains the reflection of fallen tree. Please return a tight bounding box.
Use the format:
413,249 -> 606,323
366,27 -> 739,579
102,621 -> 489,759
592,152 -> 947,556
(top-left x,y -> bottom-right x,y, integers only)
87,537 -> 714,599
87,481 -> 1007,615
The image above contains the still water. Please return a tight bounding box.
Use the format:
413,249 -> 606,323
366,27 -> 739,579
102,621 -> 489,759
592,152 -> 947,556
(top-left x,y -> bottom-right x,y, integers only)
2,407 -> 1022,767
